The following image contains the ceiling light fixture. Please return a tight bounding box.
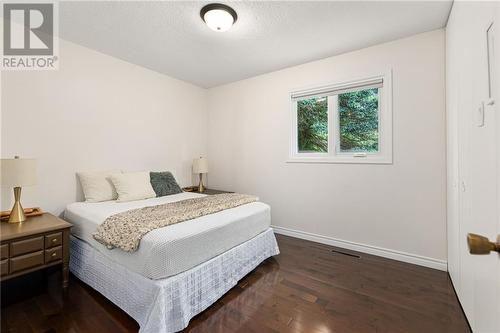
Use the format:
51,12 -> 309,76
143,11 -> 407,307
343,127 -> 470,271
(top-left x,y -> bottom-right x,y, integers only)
200,3 -> 237,32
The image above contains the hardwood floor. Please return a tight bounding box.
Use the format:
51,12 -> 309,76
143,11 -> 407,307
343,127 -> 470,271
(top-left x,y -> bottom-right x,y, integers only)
1,234 -> 470,333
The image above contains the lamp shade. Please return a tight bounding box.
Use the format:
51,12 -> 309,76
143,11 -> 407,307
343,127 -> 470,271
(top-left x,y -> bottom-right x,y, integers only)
1,157 -> 37,187
193,157 -> 208,174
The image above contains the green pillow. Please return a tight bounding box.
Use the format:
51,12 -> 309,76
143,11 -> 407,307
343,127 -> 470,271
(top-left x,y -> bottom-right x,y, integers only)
150,171 -> 183,197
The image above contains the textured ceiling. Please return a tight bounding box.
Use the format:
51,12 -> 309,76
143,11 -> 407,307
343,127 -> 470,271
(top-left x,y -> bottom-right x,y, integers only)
60,1 -> 452,88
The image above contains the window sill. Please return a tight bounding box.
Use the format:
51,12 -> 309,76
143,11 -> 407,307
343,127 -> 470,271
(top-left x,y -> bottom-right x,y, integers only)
286,156 -> 393,165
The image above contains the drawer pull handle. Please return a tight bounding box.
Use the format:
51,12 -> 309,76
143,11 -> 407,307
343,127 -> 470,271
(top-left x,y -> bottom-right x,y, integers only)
51,252 -> 57,257
52,238 -> 58,243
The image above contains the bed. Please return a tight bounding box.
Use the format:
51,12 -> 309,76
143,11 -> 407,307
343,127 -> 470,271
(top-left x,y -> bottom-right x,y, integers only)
65,192 -> 279,332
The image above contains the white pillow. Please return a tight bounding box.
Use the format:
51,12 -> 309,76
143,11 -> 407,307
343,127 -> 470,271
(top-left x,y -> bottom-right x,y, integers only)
77,170 -> 120,202
109,171 -> 156,202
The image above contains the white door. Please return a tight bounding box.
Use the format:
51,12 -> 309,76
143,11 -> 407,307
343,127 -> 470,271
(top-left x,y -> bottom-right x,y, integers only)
447,2 -> 500,332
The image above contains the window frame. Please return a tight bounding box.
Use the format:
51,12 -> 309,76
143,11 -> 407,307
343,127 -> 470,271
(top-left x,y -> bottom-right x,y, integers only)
288,70 -> 393,164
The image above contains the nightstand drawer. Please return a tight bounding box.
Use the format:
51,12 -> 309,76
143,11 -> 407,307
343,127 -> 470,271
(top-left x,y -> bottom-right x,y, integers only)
9,251 -> 44,274
10,236 -> 44,257
1,244 -> 8,259
45,232 -> 62,248
45,246 -> 62,263
0,259 -> 8,276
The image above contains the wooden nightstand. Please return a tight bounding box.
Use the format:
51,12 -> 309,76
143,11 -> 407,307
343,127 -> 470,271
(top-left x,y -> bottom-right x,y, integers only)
0,213 -> 72,288
182,187 -> 234,195
201,189 -> 234,195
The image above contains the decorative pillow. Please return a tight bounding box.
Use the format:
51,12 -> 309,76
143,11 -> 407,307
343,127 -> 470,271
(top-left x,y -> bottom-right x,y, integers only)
109,171 -> 156,202
150,171 -> 183,197
77,170 -> 120,202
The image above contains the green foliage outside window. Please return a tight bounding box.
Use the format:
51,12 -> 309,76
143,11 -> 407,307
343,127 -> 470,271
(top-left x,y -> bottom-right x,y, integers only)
338,88 -> 379,152
297,88 -> 379,154
297,97 -> 328,152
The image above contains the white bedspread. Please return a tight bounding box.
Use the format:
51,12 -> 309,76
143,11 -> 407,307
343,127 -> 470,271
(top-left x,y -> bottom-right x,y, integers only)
70,229 -> 279,333
64,192 -> 271,279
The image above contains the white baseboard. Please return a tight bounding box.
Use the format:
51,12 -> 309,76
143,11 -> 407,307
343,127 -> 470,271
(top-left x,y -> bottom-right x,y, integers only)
271,225 -> 447,271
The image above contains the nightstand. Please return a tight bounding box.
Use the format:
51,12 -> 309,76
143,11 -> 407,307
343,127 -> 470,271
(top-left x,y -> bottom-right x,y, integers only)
183,187 -> 234,195
201,189 -> 234,195
0,213 -> 72,288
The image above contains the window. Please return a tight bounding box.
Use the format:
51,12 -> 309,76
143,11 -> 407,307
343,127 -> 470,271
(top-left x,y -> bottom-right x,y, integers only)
289,72 -> 392,163
297,97 -> 328,153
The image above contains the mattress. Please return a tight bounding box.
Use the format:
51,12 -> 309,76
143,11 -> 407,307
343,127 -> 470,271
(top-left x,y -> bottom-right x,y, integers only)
64,192 -> 271,279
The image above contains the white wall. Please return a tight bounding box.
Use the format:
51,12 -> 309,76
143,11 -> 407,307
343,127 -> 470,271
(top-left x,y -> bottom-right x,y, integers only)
1,39 -> 207,214
207,30 -> 447,265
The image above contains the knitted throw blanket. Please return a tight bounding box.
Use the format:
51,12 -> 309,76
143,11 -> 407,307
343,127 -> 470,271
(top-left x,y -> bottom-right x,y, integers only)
93,193 -> 258,252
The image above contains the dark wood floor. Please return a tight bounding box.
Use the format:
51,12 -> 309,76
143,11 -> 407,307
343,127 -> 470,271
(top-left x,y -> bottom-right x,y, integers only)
1,234 -> 470,333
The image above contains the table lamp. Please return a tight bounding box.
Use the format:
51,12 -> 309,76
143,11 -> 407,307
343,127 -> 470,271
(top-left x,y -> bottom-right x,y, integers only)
1,156 -> 37,223
193,157 -> 208,193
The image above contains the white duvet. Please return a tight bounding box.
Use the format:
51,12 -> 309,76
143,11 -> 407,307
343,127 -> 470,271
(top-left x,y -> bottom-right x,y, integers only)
64,192 -> 271,279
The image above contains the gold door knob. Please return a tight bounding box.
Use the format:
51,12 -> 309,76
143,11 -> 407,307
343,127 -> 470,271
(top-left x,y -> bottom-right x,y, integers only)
467,233 -> 500,254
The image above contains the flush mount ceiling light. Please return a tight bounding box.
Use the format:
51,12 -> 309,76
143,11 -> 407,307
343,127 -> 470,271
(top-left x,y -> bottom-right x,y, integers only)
200,3 -> 238,32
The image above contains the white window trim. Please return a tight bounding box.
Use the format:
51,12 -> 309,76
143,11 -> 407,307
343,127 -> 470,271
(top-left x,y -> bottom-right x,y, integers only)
288,70 -> 393,164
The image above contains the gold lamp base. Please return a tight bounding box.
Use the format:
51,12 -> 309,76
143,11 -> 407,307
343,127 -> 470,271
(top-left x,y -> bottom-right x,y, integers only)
198,173 -> 205,193
8,187 -> 27,223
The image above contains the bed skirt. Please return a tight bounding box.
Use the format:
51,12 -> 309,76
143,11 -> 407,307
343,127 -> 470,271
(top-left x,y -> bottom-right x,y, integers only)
69,228 -> 280,333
